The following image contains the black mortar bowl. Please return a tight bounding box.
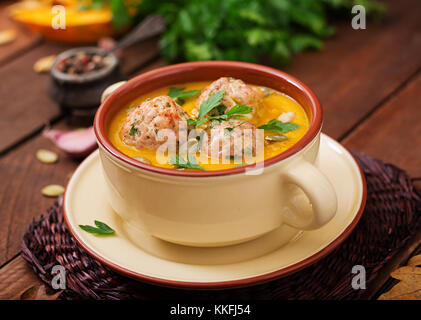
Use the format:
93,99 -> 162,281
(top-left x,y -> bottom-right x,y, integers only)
48,47 -> 126,125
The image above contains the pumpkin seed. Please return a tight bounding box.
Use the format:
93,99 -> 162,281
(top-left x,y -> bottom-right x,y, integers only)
41,184 -> 65,197
265,134 -> 288,142
0,29 -> 16,46
133,156 -> 151,164
36,149 -> 58,164
33,55 -> 56,73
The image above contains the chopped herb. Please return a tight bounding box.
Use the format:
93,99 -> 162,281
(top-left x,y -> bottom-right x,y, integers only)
224,127 -> 234,135
197,90 -> 226,120
223,104 -> 253,118
187,91 -> 226,127
216,105 -> 227,115
129,123 -> 139,136
258,119 -> 300,133
169,154 -> 205,170
79,220 -> 115,235
190,117 -> 207,127
145,98 -> 151,101
202,105 -> 252,125
168,87 -> 201,104
189,90 -> 252,127
187,118 -> 198,127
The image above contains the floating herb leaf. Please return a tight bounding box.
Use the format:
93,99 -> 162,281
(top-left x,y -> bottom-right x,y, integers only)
224,104 -> 253,117
258,119 -> 300,133
79,220 -> 115,235
168,87 -> 201,104
197,91 -> 225,120
169,154 -> 205,170
190,101 -> 252,127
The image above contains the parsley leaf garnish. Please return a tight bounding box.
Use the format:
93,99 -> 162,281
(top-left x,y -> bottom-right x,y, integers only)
168,87 -> 201,104
258,119 -> 300,133
129,123 -> 139,136
191,104 -> 252,127
225,104 -> 253,116
188,89 -> 252,127
169,154 -> 205,170
79,220 -> 115,235
197,90 -> 226,120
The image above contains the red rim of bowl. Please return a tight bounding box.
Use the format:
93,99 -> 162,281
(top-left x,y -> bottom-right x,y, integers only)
94,61 -> 323,177
63,147 -> 367,289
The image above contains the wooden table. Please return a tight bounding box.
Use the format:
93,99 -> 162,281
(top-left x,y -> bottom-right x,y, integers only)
0,0 -> 420,300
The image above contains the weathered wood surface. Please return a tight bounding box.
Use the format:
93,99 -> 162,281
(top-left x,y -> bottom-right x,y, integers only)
343,72 -> 421,178
0,43 -> 71,154
284,0 -> 421,140
0,122 -> 79,265
0,1 -> 42,66
0,256 -> 43,300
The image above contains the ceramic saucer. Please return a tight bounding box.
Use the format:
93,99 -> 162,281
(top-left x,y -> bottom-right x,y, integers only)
63,133 -> 366,289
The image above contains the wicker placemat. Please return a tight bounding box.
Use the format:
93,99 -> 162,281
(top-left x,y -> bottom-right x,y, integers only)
21,152 -> 421,300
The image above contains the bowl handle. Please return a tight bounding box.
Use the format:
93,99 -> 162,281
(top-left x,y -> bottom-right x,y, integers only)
101,81 -> 127,103
282,159 -> 337,230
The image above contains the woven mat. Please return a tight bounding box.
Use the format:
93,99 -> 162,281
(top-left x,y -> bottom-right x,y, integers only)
21,152 -> 421,300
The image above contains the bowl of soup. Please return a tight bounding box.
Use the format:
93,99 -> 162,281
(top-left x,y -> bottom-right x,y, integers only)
94,61 -> 337,247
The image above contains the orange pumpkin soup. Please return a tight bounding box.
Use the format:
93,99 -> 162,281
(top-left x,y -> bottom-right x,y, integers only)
107,78 -> 309,171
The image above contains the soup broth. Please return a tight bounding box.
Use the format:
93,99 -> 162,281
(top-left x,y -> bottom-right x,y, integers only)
108,80 -> 310,171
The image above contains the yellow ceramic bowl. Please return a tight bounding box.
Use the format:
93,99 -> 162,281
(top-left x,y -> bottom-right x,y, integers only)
94,61 -> 338,247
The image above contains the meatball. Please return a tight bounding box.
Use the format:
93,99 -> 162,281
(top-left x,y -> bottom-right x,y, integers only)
207,120 -> 257,159
196,77 -> 263,116
121,96 -> 188,150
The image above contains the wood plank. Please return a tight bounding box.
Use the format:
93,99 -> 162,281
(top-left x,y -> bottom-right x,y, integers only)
284,0 -> 421,140
0,256 -> 44,300
132,59 -> 167,75
0,1 -> 42,66
0,43 -> 74,154
342,72 -> 421,298
120,37 -> 160,76
343,72 -> 421,178
0,122 -> 80,265
0,39 -> 160,155
366,231 -> 421,299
